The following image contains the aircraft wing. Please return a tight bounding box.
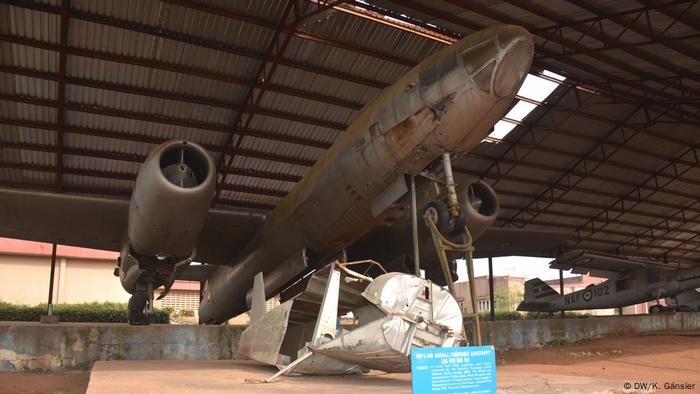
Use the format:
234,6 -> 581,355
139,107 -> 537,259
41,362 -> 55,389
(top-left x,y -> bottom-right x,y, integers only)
549,249 -> 676,278
0,188 -> 264,265
472,227 -> 573,258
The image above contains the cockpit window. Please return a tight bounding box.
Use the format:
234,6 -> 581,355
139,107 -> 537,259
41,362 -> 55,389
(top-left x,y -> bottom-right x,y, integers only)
420,52 -> 458,88
460,42 -> 497,75
473,60 -> 495,92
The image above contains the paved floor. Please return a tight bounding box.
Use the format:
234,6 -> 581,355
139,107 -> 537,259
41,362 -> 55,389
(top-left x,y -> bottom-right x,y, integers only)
7,330 -> 697,393
86,359 -> 625,394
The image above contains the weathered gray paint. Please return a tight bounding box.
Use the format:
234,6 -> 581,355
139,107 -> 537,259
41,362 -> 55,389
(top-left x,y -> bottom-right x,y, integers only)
3,313 -> 699,371
519,266 -> 700,312
0,322 -> 245,371
199,25 -> 534,323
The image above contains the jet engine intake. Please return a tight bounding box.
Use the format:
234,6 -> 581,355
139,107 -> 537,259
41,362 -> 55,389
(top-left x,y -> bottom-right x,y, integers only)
460,179 -> 499,240
128,141 -> 216,259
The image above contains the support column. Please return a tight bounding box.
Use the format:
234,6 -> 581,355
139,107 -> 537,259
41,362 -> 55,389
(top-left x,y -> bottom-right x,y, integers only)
464,239 -> 481,346
47,244 -> 57,315
488,257 -> 495,322
41,244 -> 59,324
410,175 -> 420,277
559,269 -> 565,318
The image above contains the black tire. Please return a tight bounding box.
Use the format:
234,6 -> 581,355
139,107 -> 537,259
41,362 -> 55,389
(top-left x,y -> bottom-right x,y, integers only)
128,292 -> 150,325
649,304 -> 662,314
425,199 -> 468,236
425,199 -> 450,233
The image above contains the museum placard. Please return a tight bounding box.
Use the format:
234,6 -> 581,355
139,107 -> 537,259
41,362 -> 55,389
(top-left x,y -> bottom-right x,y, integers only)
411,346 -> 496,393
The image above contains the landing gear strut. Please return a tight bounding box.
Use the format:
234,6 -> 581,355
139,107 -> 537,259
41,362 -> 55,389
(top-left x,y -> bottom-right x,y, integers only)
128,287 -> 153,325
128,293 -> 149,325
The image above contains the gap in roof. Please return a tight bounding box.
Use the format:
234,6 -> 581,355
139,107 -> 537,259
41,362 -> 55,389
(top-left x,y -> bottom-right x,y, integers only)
486,71 -> 565,142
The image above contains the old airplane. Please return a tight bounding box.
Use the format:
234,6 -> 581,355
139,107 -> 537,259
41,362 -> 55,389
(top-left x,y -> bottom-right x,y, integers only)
518,249 -> 700,313
0,25 -> 538,325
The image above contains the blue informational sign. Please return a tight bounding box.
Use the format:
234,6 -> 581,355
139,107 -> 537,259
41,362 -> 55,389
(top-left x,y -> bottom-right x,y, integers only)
411,346 -> 496,394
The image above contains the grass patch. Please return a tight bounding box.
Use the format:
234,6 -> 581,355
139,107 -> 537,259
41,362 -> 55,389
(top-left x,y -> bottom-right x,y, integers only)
0,301 -> 169,324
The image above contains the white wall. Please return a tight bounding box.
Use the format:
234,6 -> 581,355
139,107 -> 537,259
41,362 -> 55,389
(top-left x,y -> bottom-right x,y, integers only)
0,254 -> 129,305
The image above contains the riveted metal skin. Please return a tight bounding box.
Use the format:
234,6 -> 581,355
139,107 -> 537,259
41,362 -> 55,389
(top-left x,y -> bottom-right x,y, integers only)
200,25 -> 533,323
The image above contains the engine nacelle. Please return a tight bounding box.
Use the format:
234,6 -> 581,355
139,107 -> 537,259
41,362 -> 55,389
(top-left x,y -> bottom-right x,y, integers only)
459,178 -> 499,240
128,140 -> 216,259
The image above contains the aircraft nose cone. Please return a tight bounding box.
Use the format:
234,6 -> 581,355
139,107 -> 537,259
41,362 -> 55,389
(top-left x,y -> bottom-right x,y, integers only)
493,26 -> 534,98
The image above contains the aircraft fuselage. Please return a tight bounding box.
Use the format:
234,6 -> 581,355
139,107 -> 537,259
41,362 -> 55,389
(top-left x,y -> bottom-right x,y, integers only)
519,266 -> 700,312
199,25 -> 534,323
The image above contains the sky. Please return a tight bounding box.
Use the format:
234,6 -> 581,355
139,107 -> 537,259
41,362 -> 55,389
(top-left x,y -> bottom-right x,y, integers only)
454,256 -> 576,283
488,71 -> 564,140
450,70 -> 572,282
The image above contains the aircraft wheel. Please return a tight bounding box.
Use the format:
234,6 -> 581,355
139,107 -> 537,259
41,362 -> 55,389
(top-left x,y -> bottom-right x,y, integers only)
128,292 -> 150,325
425,200 -> 467,236
649,304 -> 662,314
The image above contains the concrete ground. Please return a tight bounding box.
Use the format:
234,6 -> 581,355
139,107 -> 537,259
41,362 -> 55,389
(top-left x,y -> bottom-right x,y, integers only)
2,330 -> 699,393
85,359 -> 631,394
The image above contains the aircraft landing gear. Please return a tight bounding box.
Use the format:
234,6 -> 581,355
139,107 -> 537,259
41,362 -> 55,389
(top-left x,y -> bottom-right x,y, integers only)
424,199 -> 466,236
649,304 -> 662,314
128,291 -> 152,325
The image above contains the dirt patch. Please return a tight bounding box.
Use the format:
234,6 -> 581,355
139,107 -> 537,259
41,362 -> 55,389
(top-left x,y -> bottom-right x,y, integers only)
497,330 -> 700,391
0,371 -> 89,394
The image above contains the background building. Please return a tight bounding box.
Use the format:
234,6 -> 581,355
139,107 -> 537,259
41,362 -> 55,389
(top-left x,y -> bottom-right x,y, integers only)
453,276 -> 525,314
0,237 -> 126,305
0,237 -> 279,324
0,237 -> 203,314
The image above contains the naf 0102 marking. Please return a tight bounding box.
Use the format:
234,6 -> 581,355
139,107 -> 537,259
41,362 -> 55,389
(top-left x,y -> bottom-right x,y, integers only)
565,284 -> 610,306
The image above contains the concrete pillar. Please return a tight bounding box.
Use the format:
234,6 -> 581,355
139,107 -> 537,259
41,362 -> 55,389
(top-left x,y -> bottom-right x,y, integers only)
488,257 -> 495,321
559,269 -> 565,318
57,257 -> 67,303
41,244 -> 60,323
47,244 -> 57,314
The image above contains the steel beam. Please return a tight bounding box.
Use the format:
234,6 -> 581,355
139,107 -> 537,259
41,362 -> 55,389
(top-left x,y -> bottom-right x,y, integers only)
464,173 -> 700,228
387,0 -> 700,120
488,257 -> 495,322
499,105 -> 662,228
0,179 -> 276,211
0,160 -> 288,198
47,243 -> 58,316
498,202 -> 700,248
0,33 -> 363,111
0,93 -> 334,149
559,270 -> 564,318
2,0 -> 387,90
161,0 -> 416,67
566,0 -> 700,66
0,66 -> 347,132
493,0 -> 700,100
55,0 -> 70,192
0,132 -> 315,169
213,0 -> 307,204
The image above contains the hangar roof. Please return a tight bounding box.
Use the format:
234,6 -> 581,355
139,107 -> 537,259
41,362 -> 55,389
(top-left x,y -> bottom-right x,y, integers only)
0,0 -> 699,265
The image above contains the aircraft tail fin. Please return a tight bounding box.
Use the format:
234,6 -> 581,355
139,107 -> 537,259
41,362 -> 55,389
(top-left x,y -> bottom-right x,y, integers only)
250,272 -> 266,324
517,278 -> 560,311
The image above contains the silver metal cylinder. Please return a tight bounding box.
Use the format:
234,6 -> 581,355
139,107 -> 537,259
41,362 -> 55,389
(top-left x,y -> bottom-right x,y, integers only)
442,152 -> 459,217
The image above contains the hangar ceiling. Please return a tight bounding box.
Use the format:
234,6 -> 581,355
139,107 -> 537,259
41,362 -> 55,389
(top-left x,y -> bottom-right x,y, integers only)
0,0 -> 699,265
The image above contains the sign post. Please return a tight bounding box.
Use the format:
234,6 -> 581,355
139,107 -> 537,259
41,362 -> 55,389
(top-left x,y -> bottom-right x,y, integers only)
411,346 -> 496,393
